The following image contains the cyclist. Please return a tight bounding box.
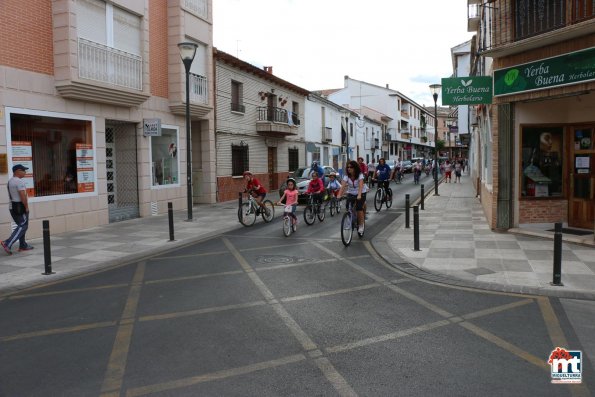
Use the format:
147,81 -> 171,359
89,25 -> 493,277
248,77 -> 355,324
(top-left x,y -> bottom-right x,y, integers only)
413,160 -> 422,184
357,157 -> 368,183
277,178 -> 298,228
338,160 -> 368,235
309,161 -> 325,184
242,171 -> 269,215
305,171 -> 325,210
326,172 -> 341,198
391,160 -> 403,183
375,158 -> 392,199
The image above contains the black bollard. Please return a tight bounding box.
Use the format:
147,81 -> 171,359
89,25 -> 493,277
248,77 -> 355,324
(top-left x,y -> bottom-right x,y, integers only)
552,222 -> 563,286
168,202 -> 175,241
413,205 -> 420,251
42,220 -> 54,275
420,184 -> 425,210
405,194 -> 410,229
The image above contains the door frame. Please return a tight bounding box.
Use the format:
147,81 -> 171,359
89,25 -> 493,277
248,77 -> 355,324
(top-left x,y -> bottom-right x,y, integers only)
568,125 -> 595,229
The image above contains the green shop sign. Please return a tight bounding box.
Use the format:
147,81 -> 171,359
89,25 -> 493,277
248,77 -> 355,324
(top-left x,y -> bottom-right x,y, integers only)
494,46 -> 595,96
441,76 -> 492,105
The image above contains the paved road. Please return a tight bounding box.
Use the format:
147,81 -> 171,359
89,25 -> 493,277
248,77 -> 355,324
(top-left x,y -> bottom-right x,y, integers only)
0,174 -> 593,396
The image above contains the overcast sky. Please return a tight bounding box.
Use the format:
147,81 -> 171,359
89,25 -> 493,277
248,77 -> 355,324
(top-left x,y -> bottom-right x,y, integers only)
212,0 -> 474,107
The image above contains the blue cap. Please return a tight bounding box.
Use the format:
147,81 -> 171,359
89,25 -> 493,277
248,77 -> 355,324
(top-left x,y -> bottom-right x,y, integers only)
12,164 -> 28,172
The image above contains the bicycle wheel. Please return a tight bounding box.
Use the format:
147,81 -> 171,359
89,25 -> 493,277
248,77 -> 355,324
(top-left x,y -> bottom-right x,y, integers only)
303,205 -> 316,225
340,211 -> 353,246
261,200 -> 274,223
374,189 -> 383,212
329,199 -> 336,217
238,202 -> 256,226
386,187 -> 393,209
317,204 -> 326,222
283,216 -> 291,237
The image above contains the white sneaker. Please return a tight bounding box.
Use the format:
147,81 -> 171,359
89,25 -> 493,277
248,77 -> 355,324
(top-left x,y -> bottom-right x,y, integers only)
358,226 -> 364,234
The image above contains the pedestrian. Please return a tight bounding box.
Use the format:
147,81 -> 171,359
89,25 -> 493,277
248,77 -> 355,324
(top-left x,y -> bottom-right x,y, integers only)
2,164 -> 34,255
367,158 -> 376,187
454,161 -> 462,183
444,160 -> 452,183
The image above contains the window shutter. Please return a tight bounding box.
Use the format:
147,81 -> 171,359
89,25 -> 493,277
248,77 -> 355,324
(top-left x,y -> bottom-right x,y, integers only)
189,42 -> 207,77
113,6 -> 141,55
77,0 -> 106,44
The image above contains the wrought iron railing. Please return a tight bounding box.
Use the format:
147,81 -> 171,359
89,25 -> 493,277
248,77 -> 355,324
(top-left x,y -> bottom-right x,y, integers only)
231,102 -> 245,113
257,107 -> 300,126
78,38 -> 142,91
190,73 -> 208,104
184,0 -> 208,19
478,0 -> 595,52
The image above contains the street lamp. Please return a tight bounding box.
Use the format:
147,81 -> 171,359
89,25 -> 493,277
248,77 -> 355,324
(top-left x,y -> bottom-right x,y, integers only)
178,42 -> 198,221
429,83 -> 442,196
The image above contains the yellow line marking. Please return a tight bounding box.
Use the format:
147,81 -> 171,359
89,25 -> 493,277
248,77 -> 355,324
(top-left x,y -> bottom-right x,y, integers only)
9,284 -> 130,300
144,270 -> 244,285
100,262 -> 146,396
0,321 -> 117,342
239,241 -> 311,251
458,321 -> 548,370
256,257 -> 339,271
462,299 -> 534,320
313,357 -> 359,397
150,250 -> 229,260
326,320 -> 452,354
125,354 -> 306,397
537,297 -> 590,397
138,301 -> 267,322
280,283 -> 381,302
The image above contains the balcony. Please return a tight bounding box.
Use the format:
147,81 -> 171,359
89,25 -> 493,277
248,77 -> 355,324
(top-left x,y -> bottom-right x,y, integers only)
231,102 -> 245,113
477,0 -> 595,56
256,107 -> 299,137
400,110 -> 409,119
400,131 -> 411,140
190,73 -> 208,104
56,38 -> 149,107
169,72 -> 212,118
322,127 -> 332,142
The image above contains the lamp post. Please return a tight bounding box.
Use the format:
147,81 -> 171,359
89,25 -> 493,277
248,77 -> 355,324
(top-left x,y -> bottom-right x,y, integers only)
429,83 -> 442,196
178,42 -> 198,221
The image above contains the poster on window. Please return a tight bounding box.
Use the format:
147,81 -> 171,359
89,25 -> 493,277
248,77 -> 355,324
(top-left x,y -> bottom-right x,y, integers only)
11,140 -> 35,197
76,143 -> 95,193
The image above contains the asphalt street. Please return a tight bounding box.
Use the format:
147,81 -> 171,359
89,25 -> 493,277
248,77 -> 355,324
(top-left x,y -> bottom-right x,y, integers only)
0,173 -> 593,396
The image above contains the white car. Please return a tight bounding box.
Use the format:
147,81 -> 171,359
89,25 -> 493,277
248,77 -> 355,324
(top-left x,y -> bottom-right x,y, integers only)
279,166 -> 337,202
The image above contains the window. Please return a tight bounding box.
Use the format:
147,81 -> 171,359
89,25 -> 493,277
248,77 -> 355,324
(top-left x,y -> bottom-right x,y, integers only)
521,127 -> 563,197
232,144 -> 249,176
231,81 -> 245,113
288,148 -> 299,172
151,127 -> 180,187
350,123 -> 354,138
8,109 -> 95,199
291,102 -> 300,125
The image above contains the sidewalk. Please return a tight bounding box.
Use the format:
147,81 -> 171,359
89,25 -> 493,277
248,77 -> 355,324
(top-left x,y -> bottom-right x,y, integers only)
373,175 -> 595,300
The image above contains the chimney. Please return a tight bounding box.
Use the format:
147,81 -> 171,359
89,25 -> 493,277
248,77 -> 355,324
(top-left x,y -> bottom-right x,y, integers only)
264,66 -> 273,74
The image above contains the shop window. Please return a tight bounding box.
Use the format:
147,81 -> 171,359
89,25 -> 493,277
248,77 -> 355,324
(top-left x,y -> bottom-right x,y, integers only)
8,109 -> 95,198
151,127 -> 179,187
232,144 -> 248,176
521,127 -> 563,197
288,148 -> 299,172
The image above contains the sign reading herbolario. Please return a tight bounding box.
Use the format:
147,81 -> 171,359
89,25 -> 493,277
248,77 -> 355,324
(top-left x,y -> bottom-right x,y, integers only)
76,143 -> 95,193
494,47 -> 595,96
441,77 -> 492,105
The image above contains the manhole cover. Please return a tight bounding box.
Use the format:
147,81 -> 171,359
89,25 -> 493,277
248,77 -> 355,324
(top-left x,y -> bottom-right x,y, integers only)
256,255 -> 315,264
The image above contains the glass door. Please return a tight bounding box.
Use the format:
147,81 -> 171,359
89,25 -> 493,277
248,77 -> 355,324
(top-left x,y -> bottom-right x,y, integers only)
569,127 -> 594,229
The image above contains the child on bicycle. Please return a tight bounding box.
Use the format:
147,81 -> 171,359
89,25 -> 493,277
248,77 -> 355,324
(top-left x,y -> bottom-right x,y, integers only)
306,171 -> 325,207
277,178 -> 298,227
326,172 -> 341,198
338,160 -> 369,235
242,171 -> 269,215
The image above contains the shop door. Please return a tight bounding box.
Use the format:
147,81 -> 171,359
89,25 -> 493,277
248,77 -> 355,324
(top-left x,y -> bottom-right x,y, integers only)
268,147 -> 277,190
569,127 -> 595,229
106,122 -> 139,223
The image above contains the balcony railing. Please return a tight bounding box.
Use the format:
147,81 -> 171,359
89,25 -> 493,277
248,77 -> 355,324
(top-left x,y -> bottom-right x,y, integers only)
78,38 -> 142,91
184,0 -> 208,19
257,107 -> 300,126
190,73 -> 208,104
478,0 -> 595,53
322,127 -> 332,141
231,102 -> 245,113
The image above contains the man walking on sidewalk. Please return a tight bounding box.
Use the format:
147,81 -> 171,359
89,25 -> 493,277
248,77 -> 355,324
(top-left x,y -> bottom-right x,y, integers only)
1,164 -> 34,255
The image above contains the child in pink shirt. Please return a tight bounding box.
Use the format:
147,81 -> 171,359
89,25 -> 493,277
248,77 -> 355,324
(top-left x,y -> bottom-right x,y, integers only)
277,178 -> 299,226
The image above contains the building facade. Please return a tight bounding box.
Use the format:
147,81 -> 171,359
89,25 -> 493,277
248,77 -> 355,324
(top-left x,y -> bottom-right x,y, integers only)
0,0 -> 215,238
469,0 -> 595,232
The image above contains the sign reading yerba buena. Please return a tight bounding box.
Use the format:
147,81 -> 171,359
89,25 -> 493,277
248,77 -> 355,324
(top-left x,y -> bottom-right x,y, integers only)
441,77 -> 492,105
494,47 -> 595,96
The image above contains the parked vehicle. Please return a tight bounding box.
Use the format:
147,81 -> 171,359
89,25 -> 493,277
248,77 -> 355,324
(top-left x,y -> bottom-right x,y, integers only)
279,166 -> 337,202
401,160 -> 413,173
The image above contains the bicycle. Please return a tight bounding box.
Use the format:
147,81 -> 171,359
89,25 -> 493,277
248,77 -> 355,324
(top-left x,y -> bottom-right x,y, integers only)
340,195 -> 364,246
278,203 -> 297,237
328,191 -> 342,216
238,191 -> 274,227
303,193 -> 325,225
373,182 -> 393,212
392,168 -> 403,184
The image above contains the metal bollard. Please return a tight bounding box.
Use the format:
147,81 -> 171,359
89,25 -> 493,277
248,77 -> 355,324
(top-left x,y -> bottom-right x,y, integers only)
42,220 -> 55,275
420,184 -> 425,210
551,222 -> 563,286
405,194 -> 410,229
168,202 -> 175,241
413,205 -> 420,251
